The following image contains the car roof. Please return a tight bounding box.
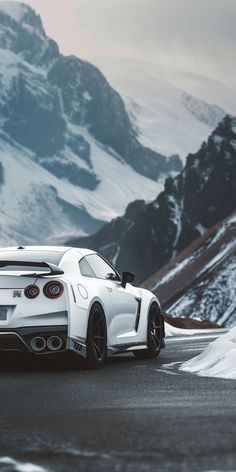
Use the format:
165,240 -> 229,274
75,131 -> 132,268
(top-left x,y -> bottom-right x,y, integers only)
0,246 -> 95,257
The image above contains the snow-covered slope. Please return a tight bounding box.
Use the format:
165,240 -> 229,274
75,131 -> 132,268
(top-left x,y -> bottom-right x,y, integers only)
180,327 -> 236,380
0,2 -> 181,245
144,212 -> 236,327
0,132 -> 161,245
90,58 -> 235,160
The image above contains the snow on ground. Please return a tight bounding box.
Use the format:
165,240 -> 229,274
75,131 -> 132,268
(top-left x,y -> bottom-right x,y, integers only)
0,456 -> 46,472
180,327 -> 236,380
164,322 -> 224,337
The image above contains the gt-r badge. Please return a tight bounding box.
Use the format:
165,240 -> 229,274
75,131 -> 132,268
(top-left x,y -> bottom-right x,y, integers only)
13,290 -> 22,298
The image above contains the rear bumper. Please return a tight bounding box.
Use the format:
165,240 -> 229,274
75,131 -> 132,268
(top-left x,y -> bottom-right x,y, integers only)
0,326 -> 67,355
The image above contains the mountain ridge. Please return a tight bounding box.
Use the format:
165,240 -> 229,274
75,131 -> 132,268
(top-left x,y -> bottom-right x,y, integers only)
0,1 -> 181,245
89,57 -> 235,159
69,115 -> 236,284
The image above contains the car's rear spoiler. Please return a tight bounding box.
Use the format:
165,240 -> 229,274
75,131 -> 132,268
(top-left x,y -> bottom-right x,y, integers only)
0,261 -> 64,277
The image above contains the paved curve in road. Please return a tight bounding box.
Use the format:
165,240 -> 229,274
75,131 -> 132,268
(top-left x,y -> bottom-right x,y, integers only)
0,333 -> 235,472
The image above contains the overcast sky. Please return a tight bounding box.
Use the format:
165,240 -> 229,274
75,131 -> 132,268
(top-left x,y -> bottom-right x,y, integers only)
21,0 -> 236,85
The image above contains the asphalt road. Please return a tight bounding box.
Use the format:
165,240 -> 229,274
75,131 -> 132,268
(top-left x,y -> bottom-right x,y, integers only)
0,333 -> 235,472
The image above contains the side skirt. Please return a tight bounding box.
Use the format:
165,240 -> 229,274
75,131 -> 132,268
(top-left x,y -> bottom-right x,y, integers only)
107,342 -> 148,357
69,339 -> 165,359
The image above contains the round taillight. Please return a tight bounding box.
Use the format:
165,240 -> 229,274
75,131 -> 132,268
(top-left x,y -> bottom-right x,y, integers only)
24,284 -> 40,299
43,281 -> 64,299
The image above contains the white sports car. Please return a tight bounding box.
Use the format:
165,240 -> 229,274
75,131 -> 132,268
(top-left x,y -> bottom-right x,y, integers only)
0,246 -> 165,368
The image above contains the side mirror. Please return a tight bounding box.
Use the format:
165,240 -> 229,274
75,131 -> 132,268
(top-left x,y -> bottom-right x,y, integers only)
121,271 -> 135,288
105,273 -> 119,281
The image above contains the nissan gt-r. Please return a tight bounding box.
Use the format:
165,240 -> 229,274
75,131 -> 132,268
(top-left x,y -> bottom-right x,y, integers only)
0,246 -> 165,368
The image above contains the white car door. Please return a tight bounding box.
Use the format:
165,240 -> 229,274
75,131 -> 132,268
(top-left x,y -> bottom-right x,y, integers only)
107,280 -> 139,342
81,254 -> 139,344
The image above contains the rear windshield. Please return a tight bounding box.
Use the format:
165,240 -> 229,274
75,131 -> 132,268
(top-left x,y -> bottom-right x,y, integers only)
0,251 -> 64,267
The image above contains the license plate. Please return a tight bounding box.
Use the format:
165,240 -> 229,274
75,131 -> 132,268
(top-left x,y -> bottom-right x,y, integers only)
0,308 -> 7,320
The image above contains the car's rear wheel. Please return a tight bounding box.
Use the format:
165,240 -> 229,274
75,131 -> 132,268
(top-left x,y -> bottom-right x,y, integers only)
86,303 -> 107,368
134,302 -> 163,359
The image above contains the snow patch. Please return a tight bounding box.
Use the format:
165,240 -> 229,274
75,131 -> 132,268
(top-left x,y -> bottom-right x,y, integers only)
165,322 -> 224,337
180,327 -> 236,380
83,91 -> 92,101
0,456 -> 46,472
196,223 -> 205,235
199,238 -> 236,275
0,1 -> 26,22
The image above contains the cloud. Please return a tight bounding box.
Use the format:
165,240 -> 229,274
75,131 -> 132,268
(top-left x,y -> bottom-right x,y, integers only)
22,0 -> 236,84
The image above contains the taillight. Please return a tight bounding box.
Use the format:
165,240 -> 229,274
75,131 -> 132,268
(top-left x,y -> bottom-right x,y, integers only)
43,281 -> 64,299
24,284 -> 40,299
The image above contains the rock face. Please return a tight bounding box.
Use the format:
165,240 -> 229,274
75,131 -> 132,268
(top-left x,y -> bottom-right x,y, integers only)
0,162 -> 4,185
70,115 -> 236,284
0,1 -> 181,244
143,213 -> 236,328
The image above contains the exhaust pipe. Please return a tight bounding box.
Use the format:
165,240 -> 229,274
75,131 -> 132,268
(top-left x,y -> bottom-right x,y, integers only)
47,336 -> 63,351
31,336 -> 46,352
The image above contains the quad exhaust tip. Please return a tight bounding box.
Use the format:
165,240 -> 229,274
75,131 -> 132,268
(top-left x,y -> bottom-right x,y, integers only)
47,336 -> 63,351
31,336 -> 46,352
30,335 -> 63,352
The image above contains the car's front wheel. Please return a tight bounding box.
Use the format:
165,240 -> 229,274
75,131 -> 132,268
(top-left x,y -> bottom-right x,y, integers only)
86,303 -> 107,368
134,302 -> 163,359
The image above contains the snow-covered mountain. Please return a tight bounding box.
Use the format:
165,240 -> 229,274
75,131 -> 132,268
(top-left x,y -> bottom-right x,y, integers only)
90,58 -> 235,160
71,115 -> 236,285
0,2 -> 181,245
143,213 -> 236,327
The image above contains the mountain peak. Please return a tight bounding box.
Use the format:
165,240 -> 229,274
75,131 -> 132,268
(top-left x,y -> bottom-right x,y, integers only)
0,1 -> 45,36
0,1 -> 26,21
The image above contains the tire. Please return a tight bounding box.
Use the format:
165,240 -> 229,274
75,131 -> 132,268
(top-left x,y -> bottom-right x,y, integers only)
134,302 -> 163,359
86,303 -> 107,368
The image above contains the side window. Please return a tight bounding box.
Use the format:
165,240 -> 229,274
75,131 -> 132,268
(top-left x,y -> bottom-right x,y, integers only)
83,254 -> 118,280
79,257 -> 96,278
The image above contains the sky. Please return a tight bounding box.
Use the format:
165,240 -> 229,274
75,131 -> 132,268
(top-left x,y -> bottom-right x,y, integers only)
7,0 -> 236,85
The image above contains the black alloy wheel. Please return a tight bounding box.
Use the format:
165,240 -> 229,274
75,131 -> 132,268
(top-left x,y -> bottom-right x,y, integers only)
86,303 -> 107,368
134,302 -> 163,359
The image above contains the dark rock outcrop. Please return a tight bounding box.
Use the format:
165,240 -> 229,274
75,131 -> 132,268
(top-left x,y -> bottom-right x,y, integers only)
70,115 -> 236,283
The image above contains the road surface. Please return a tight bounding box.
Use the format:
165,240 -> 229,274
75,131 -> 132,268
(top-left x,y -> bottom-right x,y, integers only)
0,332 -> 235,472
